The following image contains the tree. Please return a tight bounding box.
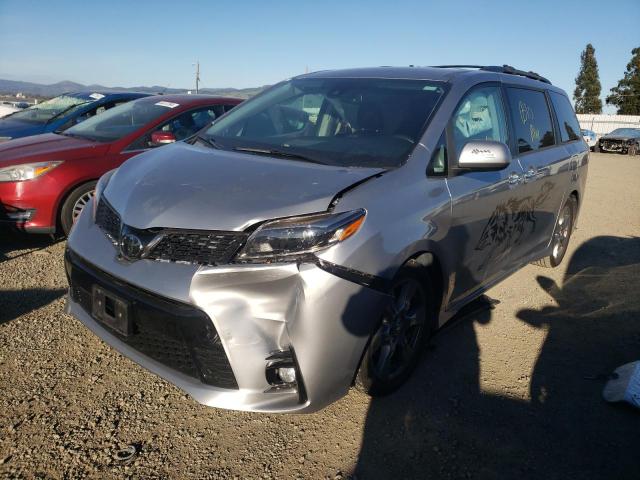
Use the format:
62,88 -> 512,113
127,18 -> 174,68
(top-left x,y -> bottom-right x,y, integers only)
573,44 -> 602,114
606,47 -> 640,115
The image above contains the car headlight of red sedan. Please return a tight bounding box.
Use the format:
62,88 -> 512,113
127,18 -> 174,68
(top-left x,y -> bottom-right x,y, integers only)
0,161 -> 63,182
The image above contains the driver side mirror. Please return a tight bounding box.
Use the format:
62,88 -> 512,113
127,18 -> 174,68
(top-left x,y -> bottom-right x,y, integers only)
456,140 -> 511,171
150,131 -> 176,147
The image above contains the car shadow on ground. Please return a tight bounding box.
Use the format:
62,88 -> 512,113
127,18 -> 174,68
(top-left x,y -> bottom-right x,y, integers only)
0,229 -> 58,265
352,235 -> 640,480
1,230 -> 66,324
0,288 -> 67,325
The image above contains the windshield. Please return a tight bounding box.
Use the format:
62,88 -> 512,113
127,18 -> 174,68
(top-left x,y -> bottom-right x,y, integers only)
609,128 -> 640,137
202,77 -> 446,168
63,98 -> 178,142
8,94 -> 93,124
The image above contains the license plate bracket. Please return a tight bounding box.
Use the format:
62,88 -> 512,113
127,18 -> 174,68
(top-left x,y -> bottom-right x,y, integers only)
91,285 -> 132,336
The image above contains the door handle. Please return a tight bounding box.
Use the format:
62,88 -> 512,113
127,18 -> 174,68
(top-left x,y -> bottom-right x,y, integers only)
508,172 -> 522,185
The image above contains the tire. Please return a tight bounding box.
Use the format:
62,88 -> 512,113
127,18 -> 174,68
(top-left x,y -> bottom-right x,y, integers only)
60,181 -> 97,236
532,195 -> 576,268
356,261 -> 436,396
593,144 -> 600,153
629,145 -> 637,156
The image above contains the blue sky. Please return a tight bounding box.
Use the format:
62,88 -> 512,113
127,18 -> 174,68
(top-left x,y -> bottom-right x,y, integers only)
1,0 -> 638,111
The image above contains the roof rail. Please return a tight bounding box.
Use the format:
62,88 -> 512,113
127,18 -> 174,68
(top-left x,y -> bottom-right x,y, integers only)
430,64 -> 551,85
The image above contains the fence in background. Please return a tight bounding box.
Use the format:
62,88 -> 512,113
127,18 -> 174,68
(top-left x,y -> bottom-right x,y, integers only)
577,114 -> 640,136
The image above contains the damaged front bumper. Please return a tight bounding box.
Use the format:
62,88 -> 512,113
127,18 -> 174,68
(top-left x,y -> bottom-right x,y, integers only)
599,139 -> 633,153
65,208 -> 387,413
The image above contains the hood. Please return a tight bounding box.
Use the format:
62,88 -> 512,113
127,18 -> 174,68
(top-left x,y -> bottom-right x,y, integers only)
104,142 -> 384,231
0,117 -> 47,140
0,133 -> 111,166
600,135 -> 636,141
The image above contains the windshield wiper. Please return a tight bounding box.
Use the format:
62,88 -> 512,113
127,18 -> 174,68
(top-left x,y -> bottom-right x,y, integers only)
57,131 -> 98,141
195,134 -> 221,149
46,102 -> 89,124
233,146 -> 327,165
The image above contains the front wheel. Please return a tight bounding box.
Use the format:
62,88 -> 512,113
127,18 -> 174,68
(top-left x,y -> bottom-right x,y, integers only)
60,181 -> 97,236
356,261 -> 435,396
532,196 -> 576,268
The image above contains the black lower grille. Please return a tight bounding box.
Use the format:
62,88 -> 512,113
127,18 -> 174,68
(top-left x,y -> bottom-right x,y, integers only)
148,231 -> 247,266
66,249 -> 238,389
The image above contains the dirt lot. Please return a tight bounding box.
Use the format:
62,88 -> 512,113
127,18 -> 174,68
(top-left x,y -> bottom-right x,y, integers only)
1,152 -> 639,479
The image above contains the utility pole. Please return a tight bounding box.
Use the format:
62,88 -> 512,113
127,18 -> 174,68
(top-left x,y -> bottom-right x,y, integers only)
194,61 -> 200,94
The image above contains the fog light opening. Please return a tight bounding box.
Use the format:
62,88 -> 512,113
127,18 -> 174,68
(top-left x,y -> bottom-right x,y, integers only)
1,206 -> 35,222
265,349 -> 298,390
264,348 -> 307,403
276,366 -> 297,384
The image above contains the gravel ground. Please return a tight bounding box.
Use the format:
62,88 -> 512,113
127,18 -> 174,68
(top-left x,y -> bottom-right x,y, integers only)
1,152 -> 639,479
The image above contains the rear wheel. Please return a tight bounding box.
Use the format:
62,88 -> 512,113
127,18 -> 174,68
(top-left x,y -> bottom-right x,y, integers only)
532,196 -> 576,268
60,181 -> 97,236
356,261 -> 436,395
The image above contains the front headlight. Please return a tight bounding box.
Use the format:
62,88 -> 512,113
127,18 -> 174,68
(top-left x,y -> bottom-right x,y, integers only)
92,169 -> 117,219
0,161 -> 63,182
236,209 -> 366,263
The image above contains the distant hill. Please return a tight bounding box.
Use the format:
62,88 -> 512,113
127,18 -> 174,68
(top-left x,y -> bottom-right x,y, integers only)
0,78 -> 267,99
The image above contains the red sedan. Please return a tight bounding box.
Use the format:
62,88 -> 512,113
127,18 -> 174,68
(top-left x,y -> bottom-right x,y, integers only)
0,94 -> 242,235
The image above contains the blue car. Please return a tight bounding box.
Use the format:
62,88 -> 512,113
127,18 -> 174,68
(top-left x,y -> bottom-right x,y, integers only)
0,91 -> 150,142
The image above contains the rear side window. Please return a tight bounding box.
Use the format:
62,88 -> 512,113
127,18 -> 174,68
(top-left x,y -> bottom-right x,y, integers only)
549,91 -> 581,142
506,88 -> 555,154
126,106 -> 222,150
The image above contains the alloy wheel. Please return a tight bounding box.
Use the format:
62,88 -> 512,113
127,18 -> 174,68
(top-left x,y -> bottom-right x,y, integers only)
370,278 -> 427,383
72,190 -> 95,223
552,203 -> 572,261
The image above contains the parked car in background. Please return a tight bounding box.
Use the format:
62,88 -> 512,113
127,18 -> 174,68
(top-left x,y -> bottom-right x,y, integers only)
65,65 -> 588,413
0,94 -> 242,234
0,92 -> 150,142
581,128 -> 597,150
0,103 -> 20,119
597,128 -> 640,155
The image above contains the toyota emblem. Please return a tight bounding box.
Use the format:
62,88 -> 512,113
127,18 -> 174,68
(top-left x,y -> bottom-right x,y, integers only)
120,233 -> 144,260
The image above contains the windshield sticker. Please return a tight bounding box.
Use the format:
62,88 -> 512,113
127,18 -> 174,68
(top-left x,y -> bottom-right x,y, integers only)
89,93 -> 105,100
155,101 -> 180,109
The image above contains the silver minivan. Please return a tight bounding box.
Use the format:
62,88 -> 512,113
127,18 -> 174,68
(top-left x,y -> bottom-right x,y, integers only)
65,66 -> 588,413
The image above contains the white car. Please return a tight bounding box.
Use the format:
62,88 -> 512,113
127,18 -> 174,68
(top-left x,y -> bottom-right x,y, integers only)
0,104 -> 19,118
581,129 -> 597,150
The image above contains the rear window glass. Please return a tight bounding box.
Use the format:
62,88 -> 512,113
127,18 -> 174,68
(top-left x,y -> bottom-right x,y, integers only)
549,92 -> 581,142
506,88 -> 555,154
